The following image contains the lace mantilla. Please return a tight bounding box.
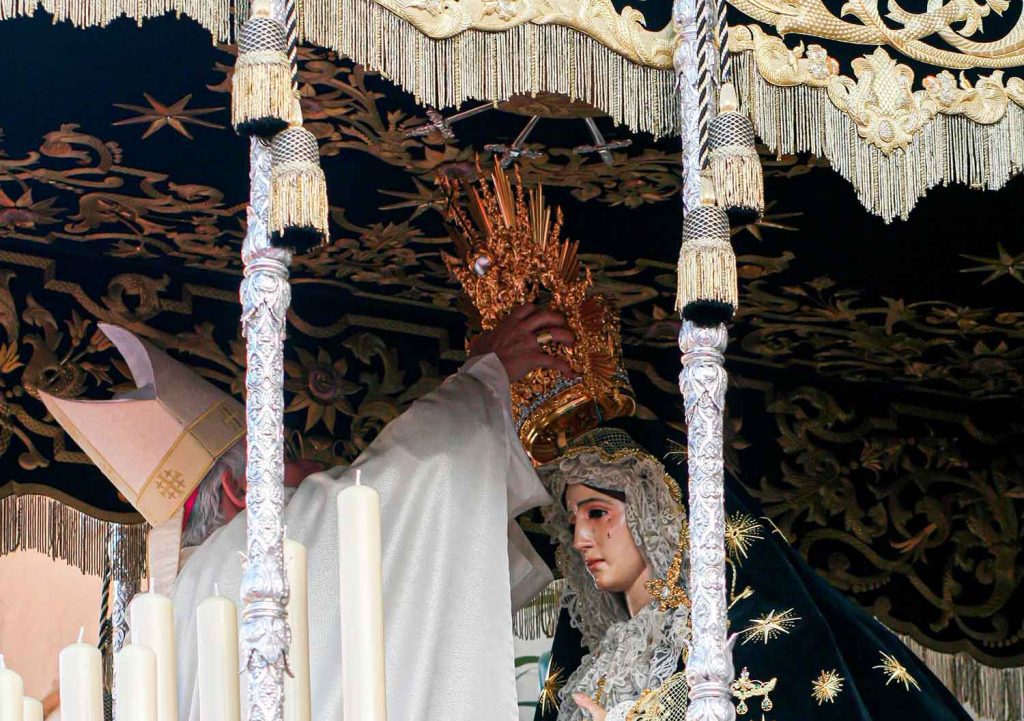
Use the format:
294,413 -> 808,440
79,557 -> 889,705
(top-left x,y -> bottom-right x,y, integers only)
538,431 -> 690,721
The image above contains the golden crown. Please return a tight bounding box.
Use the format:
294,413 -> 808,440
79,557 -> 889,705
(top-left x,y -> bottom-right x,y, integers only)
441,159 -> 635,463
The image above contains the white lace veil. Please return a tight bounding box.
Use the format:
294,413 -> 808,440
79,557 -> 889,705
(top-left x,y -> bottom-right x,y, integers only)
537,428 -> 690,720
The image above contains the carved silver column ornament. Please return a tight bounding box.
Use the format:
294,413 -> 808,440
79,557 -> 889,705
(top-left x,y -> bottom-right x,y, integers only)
240,135 -> 294,721
680,322 -> 736,721
673,0 -> 702,213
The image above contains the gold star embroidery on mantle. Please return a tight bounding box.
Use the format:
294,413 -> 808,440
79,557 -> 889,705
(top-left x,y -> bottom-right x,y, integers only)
113,93 -> 224,140
725,512 -> 765,561
873,652 -> 921,691
811,669 -> 845,705
540,661 -> 565,714
740,608 -> 801,644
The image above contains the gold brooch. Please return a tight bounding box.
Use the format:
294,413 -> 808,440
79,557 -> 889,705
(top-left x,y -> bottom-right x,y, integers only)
731,667 -> 777,715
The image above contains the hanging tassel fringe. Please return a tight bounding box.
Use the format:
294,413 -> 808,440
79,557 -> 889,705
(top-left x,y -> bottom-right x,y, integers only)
303,0 -> 678,139
232,49 -> 298,138
676,235 -> 738,325
0,487 -> 148,582
513,578 -> 566,640
0,0 -> 235,40
708,83 -> 764,224
898,633 -> 1024,721
676,196 -> 737,326
269,124 -> 330,253
710,144 -> 764,223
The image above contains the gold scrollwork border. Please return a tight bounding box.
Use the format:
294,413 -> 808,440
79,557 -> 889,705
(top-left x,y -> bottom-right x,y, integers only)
730,24 -> 1024,221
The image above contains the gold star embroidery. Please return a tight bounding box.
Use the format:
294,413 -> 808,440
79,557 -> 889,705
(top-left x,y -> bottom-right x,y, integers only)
740,608 -> 801,645
811,669 -> 845,705
873,652 -> 921,691
113,93 -> 224,140
961,243 -> 1024,285
725,512 -> 764,561
539,662 -> 564,715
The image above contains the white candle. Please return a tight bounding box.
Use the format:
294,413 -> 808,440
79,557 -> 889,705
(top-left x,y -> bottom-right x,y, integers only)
58,631 -> 102,721
285,539 -> 311,721
130,593 -> 177,721
20,699 -> 42,721
114,645 -> 157,721
337,470 -> 387,721
196,587 -> 240,721
0,656 -> 24,721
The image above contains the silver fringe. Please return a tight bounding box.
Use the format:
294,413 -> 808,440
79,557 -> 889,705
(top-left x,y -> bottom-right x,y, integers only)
899,633 -> 1024,721
733,51 -> 1024,222
0,0 -> 234,41
0,489 -> 148,580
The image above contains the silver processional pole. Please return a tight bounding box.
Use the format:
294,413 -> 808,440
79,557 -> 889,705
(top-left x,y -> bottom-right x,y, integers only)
239,0 -> 299,718
673,0 -> 737,718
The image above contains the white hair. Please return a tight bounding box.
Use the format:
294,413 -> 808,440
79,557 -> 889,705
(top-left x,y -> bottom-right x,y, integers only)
181,440 -> 246,548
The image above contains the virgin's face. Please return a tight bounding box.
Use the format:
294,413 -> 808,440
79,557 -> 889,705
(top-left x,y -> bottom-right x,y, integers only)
566,483 -> 648,593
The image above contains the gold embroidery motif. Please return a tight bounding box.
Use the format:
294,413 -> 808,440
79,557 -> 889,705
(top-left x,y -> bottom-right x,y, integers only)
725,512 -> 764,561
155,469 -> 186,499
540,662 -> 564,714
740,608 -> 801,645
874,652 -> 922,691
811,669 -> 845,705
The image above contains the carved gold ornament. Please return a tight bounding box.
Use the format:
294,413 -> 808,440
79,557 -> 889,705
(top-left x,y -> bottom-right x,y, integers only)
730,24 -> 1024,220
729,0 -> 1024,70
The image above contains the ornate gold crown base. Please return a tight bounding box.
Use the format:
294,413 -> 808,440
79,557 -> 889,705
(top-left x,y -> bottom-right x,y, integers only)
516,379 -> 636,464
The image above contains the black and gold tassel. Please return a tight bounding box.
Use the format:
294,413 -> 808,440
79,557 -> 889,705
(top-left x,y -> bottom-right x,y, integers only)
676,179 -> 737,326
269,119 -> 330,252
232,0 -> 299,138
708,83 -> 764,224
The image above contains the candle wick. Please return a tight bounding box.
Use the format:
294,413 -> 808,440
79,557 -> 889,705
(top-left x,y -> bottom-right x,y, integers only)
78,627 -> 84,644
355,468 -> 362,486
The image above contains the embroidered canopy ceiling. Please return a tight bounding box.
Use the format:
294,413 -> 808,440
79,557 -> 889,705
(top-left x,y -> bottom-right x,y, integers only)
1,2 -> 1023,703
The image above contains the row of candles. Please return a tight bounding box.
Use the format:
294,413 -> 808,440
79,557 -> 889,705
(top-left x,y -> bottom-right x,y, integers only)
0,473 -> 386,721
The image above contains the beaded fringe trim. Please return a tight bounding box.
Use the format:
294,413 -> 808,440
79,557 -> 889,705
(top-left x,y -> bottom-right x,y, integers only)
710,147 -> 764,216
0,488 -> 148,581
232,50 -> 300,130
899,633 -> 1024,721
269,161 -> 330,239
675,236 -> 738,313
513,578 -> 565,640
733,51 -> 1024,223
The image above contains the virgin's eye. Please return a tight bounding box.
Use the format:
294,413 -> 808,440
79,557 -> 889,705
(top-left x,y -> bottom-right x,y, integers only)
588,508 -> 608,520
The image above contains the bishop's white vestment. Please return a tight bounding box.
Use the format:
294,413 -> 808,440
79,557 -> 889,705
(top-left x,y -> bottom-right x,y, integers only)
171,354 -> 553,721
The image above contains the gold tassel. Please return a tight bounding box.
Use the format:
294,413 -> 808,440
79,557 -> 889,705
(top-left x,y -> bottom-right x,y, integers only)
232,50 -> 298,137
232,0 -> 298,138
709,83 -> 764,223
675,178 -> 737,325
270,125 -> 330,252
